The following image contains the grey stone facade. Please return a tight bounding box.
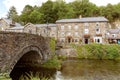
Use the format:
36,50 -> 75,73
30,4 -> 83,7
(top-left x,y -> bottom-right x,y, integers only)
56,17 -> 109,44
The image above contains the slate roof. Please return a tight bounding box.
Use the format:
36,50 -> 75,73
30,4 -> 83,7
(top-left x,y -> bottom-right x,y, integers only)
108,29 -> 120,34
6,26 -> 24,30
56,17 -> 108,23
2,18 -> 22,27
35,24 -> 57,27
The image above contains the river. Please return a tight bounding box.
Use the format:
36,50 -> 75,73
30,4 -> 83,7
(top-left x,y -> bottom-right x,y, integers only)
11,60 -> 120,80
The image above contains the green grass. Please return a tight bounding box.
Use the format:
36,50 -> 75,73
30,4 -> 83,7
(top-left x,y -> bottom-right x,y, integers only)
0,73 -> 11,80
19,72 -> 49,80
41,55 -> 62,70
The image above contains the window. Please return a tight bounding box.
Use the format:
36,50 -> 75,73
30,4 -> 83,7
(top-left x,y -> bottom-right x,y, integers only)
61,25 -> 64,30
112,34 -> 116,37
94,37 -> 102,43
61,32 -> 65,37
85,29 -> 89,34
68,25 -> 71,30
75,32 -> 79,36
60,38 -> 65,42
96,28 -> 100,34
96,22 -> 99,27
67,32 -> 71,36
75,25 -> 78,30
74,38 -> 79,42
1,27 -> 4,31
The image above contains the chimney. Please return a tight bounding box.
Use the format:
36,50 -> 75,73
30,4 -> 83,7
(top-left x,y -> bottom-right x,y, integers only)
79,15 -> 82,18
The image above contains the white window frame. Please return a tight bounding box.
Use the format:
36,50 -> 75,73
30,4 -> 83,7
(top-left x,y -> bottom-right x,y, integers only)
96,28 -> 100,34
67,32 -> 71,36
112,34 -> 116,38
68,25 -> 71,30
84,29 -> 89,34
74,25 -> 78,30
94,37 -> 102,43
75,32 -> 79,36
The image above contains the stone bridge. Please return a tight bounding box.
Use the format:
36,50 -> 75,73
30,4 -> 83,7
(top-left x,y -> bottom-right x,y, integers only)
0,32 -> 51,74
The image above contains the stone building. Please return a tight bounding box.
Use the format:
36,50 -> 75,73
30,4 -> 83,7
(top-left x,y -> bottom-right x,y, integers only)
0,18 -> 21,31
5,23 -> 57,39
35,24 -> 57,38
107,29 -> 120,44
23,23 -> 37,34
56,17 -> 109,44
5,26 -> 24,32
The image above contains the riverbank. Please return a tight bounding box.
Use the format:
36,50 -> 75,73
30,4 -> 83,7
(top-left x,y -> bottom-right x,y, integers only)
71,44 -> 120,60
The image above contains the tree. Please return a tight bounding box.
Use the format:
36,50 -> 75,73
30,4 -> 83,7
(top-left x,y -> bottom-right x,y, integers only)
69,0 -> 97,18
7,6 -> 19,22
29,10 -> 43,23
40,0 -> 55,23
53,0 -> 74,19
20,5 -> 33,24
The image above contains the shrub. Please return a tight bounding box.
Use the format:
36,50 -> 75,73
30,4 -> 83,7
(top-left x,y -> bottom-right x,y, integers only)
71,44 -> 120,60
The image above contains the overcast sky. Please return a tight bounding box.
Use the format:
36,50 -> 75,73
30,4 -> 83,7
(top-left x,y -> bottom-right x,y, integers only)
0,0 -> 120,18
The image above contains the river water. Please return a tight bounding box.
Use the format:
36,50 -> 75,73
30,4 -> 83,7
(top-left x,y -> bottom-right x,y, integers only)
11,60 -> 120,80
55,60 -> 120,80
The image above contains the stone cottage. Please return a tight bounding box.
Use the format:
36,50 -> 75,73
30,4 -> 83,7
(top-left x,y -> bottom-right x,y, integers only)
0,18 -> 21,31
56,17 -> 109,44
107,29 -> 120,44
35,24 -> 57,38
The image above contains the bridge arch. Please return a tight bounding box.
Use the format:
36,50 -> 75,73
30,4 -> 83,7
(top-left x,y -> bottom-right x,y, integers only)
9,45 -> 44,74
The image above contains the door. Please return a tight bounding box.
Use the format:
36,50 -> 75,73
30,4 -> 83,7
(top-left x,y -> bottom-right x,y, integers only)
85,38 -> 88,44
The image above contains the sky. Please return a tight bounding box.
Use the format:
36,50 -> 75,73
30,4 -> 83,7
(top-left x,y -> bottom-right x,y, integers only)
0,0 -> 120,18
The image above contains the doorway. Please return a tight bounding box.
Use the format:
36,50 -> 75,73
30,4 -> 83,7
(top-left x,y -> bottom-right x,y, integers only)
67,36 -> 72,43
85,38 -> 88,44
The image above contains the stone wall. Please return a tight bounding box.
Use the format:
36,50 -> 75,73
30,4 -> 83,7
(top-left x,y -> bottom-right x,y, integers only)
0,31 -> 50,73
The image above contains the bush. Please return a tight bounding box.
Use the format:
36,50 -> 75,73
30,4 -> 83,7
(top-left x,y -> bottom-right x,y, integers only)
41,55 -> 61,70
49,38 -> 56,54
71,44 -> 120,60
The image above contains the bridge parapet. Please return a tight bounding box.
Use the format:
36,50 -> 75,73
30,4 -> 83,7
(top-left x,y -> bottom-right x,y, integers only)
0,31 -> 50,73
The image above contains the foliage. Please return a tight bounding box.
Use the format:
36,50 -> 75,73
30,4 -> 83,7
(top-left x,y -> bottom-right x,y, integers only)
0,73 -> 11,80
7,0 -> 120,26
71,44 -> 120,60
41,55 -> 61,70
7,6 -> 19,22
19,72 -> 49,80
49,38 -> 56,54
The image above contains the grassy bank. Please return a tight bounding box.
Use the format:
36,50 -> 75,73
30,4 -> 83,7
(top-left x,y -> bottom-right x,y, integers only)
71,44 -> 120,60
41,55 -> 62,70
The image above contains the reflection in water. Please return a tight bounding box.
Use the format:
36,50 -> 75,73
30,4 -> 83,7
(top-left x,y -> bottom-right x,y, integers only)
58,60 -> 120,80
11,60 -> 120,80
